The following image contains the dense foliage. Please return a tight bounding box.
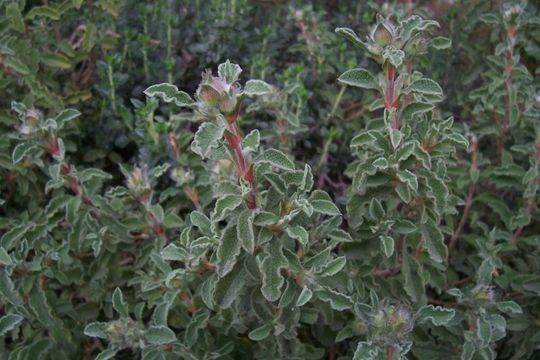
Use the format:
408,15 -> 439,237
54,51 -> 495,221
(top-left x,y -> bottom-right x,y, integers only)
1,1 -> 539,359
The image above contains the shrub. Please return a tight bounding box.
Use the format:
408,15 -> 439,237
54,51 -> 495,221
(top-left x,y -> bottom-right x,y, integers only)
0,1 -> 539,359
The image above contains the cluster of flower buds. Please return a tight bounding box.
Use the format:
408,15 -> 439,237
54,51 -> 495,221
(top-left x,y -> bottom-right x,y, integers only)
196,68 -> 240,119
17,108 -> 42,136
469,284 -> 496,307
126,167 -> 152,204
105,318 -> 145,350
369,304 -> 414,347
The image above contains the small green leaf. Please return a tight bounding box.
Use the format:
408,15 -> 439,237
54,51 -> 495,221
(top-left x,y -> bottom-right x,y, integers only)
296,287 -> 313,307
353,341 -> 380,360
0,314 -> 24,336
144,83 -> 195,107
146,325 -> 177,345
0,247 -> 13,266
7,3 -> 25,33
12,142 -> 37,165
410,78 -> 443,96
315,287 -> 353,311
55,109 -> 81,128
4,57 -> 30,75
112,287 -> 129,318
243,129 -> 260,152
212,194 -> 243,222
311,199 -> 341,216
382,46 -> 405,67
402,102 -> 433,119
338,69 -> 378,89
41,53 -> 71,69
83,322 -> 108,339
393,219 -> 417,234
417,305 -> 455,326
218,60 -> 242,83
260,240 -> 288,302
191,121 -> 226,159
237,209 -> 255,254
398,170 -> 418,192
318,256 -> 347,277
256,149 -> 295,171
26,6 -> 61,20
248,323 -> 273,341
335,27 -> 369,52
429,36 -> 452,50
243,80 -> 273,96
402,251 -> 426,304
216,226 -> 242,277
496,301 -> 522,314
380,235 -> 394,257
286,226 -> 309,247
95,349 -> 118,360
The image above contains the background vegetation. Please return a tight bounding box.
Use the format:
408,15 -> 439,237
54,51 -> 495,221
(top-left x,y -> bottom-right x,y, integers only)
0,0 -> 539,359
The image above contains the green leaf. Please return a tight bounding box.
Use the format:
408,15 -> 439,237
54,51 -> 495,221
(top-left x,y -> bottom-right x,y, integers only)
83,322 -> 108,339
296,287 -> 313,307
243,129 -> 260,152
4,57 -> 30,75
214,262 -> 246,309
318,256 -> 347,277
112,287 -> 129,318
160,244 -> 186,261
380,235 -> 394,257
426,175 -> 448,213
0,247 -> 13,266
256,149 -> 295,171
496,301 -> 522,314
212,194 -> 243,222
41,53 -> 71,69
393,219 -> 417,234
421,223 -> 447,264
248,323 -> 273,341
237,209 -> 255,254
369,198 -> 385,219
382,46 -> 405,67
410,78 -> 443,96
286,226 -> 309,247
351,131 -> 376,147
338,69 -> 378,90
216,226 -> 242,277
398,170 -> 418,192
353,341 -> 380,360
0,314 -> 24,336
0,270 -> 23,307
6,3 -> 25,33
389,128 -> 403,149
243,80 -> 273,96
191,121 -> 226,159
218,60 -> 242,83
311,199 -> 341,216
190,211 -> 212,233
146,325 -> 177,345
95,349 -> 118,360
335,27 -> 369,52
28,285 -> 55,327
55,109 -> 81,128
476,317 -> 492,348
315,287 -> 353,311
12,142 -> 37,165
402,102 -> 434,119
184,309 -> 210,346
144,83 -> 195,107
402,251 -> 425,304
26,6 -> 61,20
417,305 -> 455,326
429,36 -> 452,50
260,240 -> 288,302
